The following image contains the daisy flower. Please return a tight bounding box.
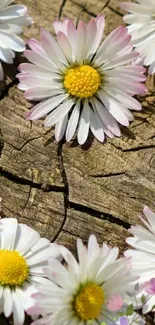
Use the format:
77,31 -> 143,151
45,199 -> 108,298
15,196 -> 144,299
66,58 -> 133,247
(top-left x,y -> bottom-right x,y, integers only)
0,0 -> 32,80
0,218 -> 60,325
17,15 -> 147,145
121,1 -> 155,74
27,234 -> 137,325
125,206 -> 155,313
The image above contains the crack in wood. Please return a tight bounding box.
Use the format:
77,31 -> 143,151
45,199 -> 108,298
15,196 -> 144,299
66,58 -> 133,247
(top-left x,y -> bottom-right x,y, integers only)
72,1 -> 96,17
23,185 -> 32,211
90,172 -> 126,178
0,130 -> 4,158
69,201 -> 131,229
0,78 -> 18,101
0,146 -> 131,241
51,142 -> 69,242
80,6 -> 96,18
102,0 -> 111,10
111,143 -> 155,152
108,5 -> 123,17
0,134 -> 44,154
11,136 -> 43,152
72,0 -> 112,17
61,228 -> 86,241
59,0 -> 67,19
1,0 -> 154,324
0,168 -> 65,193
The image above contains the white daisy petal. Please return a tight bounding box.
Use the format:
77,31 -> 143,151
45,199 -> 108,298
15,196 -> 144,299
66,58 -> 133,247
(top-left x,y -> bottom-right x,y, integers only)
88,235 -> 100,264
92,14 -> 105,53
0,22 -> 23,34
66,100 -> 81,142
12,290 -> 25,325
25,87 -> 62,101
75,21 -> 87,62
27,38 -> 47,55
53,20 -> 68,35
90,109 -> 105,142
59,245 -> 79,275
66,20 -> 77,56
104,87 -> 142,111
24,50 -> 55,71
143,205 -> 155,229
27,247 -> 59,266
98,93 -> 130,126
0,1 -> 13,10
0,218 -> 18,250
0,32 -> 25,51
0,47 -> 14,63
40,28 -> 68,68
86,19 -> 97,58
95,26 -> 126,62
93,98 -> 121,137
15,283 -> 37,310
102,51 -> 139,70
26,94 -> 68,121
77,100 -> 90,145
55,113 -> 68,141
18,62 -> 58,77
0,4 -> 27,18
3,287 -> 13,317
44,99 -> 74,127
16,224 -> 40,255
17,16 -> 146,145
43,266 -> 70,288
57,31 -> 72,62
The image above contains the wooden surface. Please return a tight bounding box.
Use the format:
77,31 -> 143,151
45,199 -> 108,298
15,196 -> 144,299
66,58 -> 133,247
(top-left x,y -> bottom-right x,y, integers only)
0,0 -> 155,324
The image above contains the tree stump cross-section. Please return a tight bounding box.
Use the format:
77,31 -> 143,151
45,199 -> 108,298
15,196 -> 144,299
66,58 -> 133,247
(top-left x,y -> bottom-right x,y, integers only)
0,0 -> 155,324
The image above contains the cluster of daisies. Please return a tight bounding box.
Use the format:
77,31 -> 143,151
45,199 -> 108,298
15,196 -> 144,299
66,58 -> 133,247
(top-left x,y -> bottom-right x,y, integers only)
0,206 -> 155,325
1,0 -> 155,324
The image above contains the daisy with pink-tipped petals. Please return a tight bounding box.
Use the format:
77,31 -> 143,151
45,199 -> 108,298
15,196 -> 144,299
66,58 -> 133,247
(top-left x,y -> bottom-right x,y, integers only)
125,206 -> 155,314
0,0 -> 32,80
17,15 -> 147,145
27,235 -> 137,325
121,1 -> 155,74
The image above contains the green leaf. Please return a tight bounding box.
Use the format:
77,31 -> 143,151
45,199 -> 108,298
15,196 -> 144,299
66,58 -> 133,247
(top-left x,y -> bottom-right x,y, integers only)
117,311 -> 125,317
134,283 -> 139,292
126,291 -> 133,297
141,294 -> 146,304
126,304 -> 134,316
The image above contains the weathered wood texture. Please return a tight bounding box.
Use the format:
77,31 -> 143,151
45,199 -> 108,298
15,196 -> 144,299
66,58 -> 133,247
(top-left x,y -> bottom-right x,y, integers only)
0,0 -> 154,324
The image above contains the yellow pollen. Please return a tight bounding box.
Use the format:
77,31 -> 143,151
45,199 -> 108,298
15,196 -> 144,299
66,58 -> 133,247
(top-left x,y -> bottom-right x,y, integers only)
74,283 -> 104,320
0,250 -> 29,286
64,65 -> 101,98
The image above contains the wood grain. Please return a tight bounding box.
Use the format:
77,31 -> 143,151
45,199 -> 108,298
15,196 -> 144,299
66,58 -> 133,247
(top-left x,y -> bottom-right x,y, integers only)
0,0 -> 154,324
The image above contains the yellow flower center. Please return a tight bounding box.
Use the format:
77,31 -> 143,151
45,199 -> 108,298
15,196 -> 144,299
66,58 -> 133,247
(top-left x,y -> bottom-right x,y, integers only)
0,250 -> 29,286
64,65 -> 101,98
74,283 -> 104,320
